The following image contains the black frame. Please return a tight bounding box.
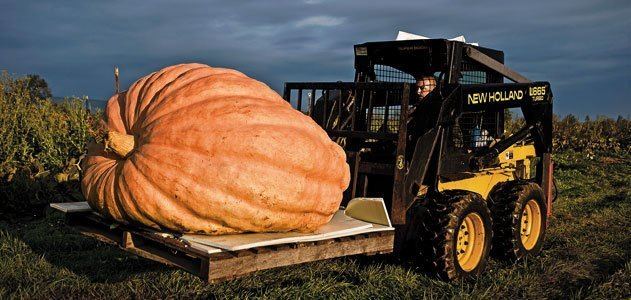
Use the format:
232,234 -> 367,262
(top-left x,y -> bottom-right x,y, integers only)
282,39 -> 553,229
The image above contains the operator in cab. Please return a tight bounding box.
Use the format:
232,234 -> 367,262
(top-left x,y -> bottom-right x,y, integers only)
416,75 -> 437,99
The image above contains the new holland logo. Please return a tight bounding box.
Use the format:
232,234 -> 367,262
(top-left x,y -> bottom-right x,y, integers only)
467,90 -> 524,105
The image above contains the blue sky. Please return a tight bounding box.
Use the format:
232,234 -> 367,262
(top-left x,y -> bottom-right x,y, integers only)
1,0 -> 629,117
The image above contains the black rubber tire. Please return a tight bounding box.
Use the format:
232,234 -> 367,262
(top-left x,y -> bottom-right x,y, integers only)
411,190 -> 493,280
488,181 -> 547,261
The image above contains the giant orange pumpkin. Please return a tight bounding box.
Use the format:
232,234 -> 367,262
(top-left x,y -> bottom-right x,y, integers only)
81,63 -> 350,235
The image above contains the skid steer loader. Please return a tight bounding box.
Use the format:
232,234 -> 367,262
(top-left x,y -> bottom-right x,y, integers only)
283,39 -> 554,280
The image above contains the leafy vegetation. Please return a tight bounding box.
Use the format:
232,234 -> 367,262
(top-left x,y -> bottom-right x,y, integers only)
553,115 -> 630,155
506,113 -> 631,156
0,72 -> 100,218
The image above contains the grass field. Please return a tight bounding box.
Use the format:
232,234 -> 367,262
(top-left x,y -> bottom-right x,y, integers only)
1,151 -> 629,299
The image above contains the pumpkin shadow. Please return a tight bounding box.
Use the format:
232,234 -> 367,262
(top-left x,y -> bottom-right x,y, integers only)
4,212 -> 172,284
0,167 -> 171,284
0,167 -> 84,221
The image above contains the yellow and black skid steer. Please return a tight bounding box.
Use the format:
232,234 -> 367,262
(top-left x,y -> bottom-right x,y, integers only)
283,38 -> 555,280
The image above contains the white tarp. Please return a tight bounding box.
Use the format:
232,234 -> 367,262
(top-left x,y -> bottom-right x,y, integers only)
183,197 -> 393,251
50,198 -> 395,253
396,30 -> 479,46
183,210 -> 393,251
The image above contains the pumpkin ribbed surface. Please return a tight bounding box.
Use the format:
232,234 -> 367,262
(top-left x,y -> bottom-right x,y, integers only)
81,63 -> 350,234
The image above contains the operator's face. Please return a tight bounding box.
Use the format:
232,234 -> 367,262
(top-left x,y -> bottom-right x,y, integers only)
417,76 -> 436,98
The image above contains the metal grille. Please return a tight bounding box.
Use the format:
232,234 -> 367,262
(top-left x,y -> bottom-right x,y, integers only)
460,60 -> 503,84
453,60 -> 503,149
374,64 -> 416,83
452,111 -> 501,149
368,105 -> 402,133
460,70 -> 487,84
460,61 -> 487,84
369,64 -> 414,134
283,82 -> 410,139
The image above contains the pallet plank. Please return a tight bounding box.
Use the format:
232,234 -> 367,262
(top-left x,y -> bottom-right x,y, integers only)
50,202 -> 92,213
61,209 -> 395,284
207,233 -> 394,282
124,233 -> 202,276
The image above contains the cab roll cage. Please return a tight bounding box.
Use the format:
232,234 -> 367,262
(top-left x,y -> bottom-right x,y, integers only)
283,39 -> 554,225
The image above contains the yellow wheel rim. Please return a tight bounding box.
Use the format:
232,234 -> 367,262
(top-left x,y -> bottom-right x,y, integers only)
456,213 -> 486,271
521,199 -> 542,250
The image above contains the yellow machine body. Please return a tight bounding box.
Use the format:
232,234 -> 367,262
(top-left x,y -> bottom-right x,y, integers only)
438,144 -> 537,199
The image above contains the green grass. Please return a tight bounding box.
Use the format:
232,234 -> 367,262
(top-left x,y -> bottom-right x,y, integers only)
1,151 -> 629,299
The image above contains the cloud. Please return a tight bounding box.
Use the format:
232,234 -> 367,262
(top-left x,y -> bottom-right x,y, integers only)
0,0 -> 629,117
295,16 -> 345,27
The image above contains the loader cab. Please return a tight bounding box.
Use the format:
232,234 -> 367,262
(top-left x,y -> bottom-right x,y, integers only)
353,39 -> 504,85
353,39 -> 507,152
283,38 -> 554,281
284,39 -> 552,209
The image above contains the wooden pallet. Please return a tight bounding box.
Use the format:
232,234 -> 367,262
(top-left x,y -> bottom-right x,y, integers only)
62,210 -> 394,283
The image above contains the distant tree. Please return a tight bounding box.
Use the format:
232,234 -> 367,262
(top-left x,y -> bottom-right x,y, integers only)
504,108 -> 513,121
20,74 -> 52,100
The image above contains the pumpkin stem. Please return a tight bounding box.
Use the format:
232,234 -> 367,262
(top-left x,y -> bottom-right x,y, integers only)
104,131 -> 135,158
